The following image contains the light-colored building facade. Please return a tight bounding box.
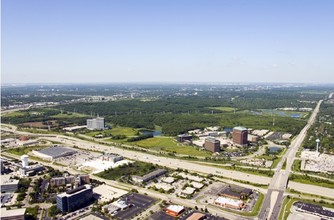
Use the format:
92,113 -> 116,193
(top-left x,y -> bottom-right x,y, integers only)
87,117 -> 105,130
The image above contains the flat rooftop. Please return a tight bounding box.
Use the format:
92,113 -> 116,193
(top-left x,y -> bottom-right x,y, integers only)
35,146 -> 77,157
0,208 -> 26,217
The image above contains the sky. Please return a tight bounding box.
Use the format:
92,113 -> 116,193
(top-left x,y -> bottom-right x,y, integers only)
2,0 -> 334,84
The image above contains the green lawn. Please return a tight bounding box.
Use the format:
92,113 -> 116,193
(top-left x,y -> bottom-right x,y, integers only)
289,174 -> 334,189
2,111 -> 26,117
95,161 -> 158,180
133,137 -> 211,157
86,127 -> 139,137
209,107 -> 236,112
6,146 -> 48,156
52,112 -> 88,118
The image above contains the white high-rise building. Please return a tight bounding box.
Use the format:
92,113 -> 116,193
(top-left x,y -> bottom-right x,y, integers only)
21,155 -> 29,168
87,117 -> 105,130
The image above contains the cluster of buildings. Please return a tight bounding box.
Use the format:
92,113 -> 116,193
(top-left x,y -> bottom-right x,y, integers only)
50,174 -> 90,188
178,126 -> 249,153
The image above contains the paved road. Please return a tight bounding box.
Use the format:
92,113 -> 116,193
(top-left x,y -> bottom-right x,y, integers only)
0,124 -> 272,186
258,100 -> 323,220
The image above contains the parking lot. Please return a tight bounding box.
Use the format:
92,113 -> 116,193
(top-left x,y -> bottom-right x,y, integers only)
114,193 -> 156,220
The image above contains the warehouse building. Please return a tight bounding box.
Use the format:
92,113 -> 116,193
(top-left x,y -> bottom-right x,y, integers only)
132,169 -> 167,183
32,146 -> 77,160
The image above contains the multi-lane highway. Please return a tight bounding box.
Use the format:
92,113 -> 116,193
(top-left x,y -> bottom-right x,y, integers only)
258,100 -> 323,220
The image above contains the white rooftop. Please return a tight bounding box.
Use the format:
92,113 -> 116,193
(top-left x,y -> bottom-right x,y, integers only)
215,196 -> 243,207
0,208 -> 26,217
167,205 -> 184,213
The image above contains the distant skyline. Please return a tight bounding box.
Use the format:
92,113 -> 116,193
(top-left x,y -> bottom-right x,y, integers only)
2,0 -> 334,84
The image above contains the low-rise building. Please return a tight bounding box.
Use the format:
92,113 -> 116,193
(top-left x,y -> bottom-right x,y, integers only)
214,197 -> 244,210
177,134 -> 192,143
0,208 -> 26,220
165,205 -> 185,217
0,175 -> 19,192
294,201 -> 334,219
132,169 -> 167,183
100,154 -> 123,163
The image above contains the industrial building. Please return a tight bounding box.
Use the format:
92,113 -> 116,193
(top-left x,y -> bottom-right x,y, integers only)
56,185 -> 93,212
232,127 -> 248,146
0,208 -> 26,220
204,137 -> 220,152
132,169 -> 167,183
177,134 -> 193,143
32,146 -> 77,160
100,153 -> 123,163
0,175 -> 19,192
87,117 -> 105,130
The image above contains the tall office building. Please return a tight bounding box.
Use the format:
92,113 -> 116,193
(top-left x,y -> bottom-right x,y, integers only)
232,127 -> 248,146
204,137 -> 221,153
87,117 -> 105,130
56,185 -> 93,212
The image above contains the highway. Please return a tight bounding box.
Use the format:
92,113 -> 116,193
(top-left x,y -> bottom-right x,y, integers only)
258,100 -> 323,220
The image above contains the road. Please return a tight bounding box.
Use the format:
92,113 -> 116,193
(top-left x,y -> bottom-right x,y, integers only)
2,152 -> 248,220
258,100 -> 323,220
0,124 -> 272,186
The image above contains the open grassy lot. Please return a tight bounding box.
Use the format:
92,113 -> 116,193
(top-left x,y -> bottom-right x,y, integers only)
209,107 -> 236,112
2,111 -> 26,117
95,161 -> 158,180
289,174 -> 334,189
6,145 -> 48,156
133,137 -> 211,157
52,112 -> 88,118
85,126 -> 139,137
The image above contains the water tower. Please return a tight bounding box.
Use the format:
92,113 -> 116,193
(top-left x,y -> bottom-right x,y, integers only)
21,155 -> 29,168
316,139 -> 320,153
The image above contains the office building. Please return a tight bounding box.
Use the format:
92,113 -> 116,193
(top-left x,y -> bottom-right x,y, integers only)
56,185 -> 93,212
87,117 -> 105,130
1,175 -> 19,192
233,127 -> 248,146
204,137 -> 220,153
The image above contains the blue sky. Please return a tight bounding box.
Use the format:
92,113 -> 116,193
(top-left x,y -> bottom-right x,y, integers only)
2,0 -> 334,84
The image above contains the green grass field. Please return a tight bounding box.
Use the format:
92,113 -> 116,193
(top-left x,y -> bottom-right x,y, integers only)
2,111 -> 26,117
95,161 -> 157,180
6,146 -> 48,156
52,112 -> 88,118
209,107 -> 237,112
133,137 -> 211,157
85,127 -> 139,137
